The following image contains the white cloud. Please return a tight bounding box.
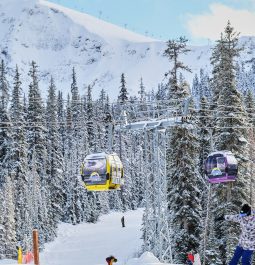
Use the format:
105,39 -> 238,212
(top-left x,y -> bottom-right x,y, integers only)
187,3 -> 255,40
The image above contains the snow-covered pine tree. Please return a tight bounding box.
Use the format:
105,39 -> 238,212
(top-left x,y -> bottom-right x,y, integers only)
103,94 -> 114,153
116,130 -> 133,211
70,68 -> 84,182
191,69 -> 211,108
192,73 -> 200,105
46,77 -> 65,240
57,91 -> 65,157
0,59 -> 10,188
86,192 -> 101,223
197,96 -> 211,176
138,78 -> 148,119
156,83 -> 164,99
62,94 -> 76,224
164,37 -> 191,104
0,190 -> 6,259
86,85 -> 96,152
210,33 -> 227,108
79,95 -> 88,161
205,216 -> 219,265
236,62 -> 249,94
129,132 -> 145,208
244,89 -> 255,207
95,89 -> 107,151
10,65 -> 32,251
122,132 -> 137,210
118,73 -> 128,104
0,60 -> 9,110
248,60 -> 255,93
3,174 -> 16,258
26,61 -> 48,244
105,94 -> 110,114
195,95 -> 217,263
167,124 -> 202,263
147,88 -> 156,102
211,22 -> 250,264
138,77 -> 146,103
128,96 -> 139,122
23,94 -> 28,121
64,70 -> 91,224
0,59 -> 17,258
199,69 -> 211,100
163,37 -> 202,263
70,68 -> 80,135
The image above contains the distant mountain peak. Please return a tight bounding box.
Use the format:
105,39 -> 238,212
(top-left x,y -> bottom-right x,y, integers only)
40,0 -> 158,43
0,0 -> 254,100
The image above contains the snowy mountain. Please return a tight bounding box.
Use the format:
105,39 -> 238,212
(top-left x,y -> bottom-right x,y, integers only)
0,0 -> 255,99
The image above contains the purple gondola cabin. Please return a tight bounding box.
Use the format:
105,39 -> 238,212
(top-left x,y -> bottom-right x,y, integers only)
204,151 -> 238,184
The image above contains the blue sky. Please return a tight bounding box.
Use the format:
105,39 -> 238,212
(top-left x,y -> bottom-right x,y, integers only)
49,0 -> 255,44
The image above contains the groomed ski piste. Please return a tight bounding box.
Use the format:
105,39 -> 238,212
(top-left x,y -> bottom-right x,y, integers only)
0,208 -> 175,265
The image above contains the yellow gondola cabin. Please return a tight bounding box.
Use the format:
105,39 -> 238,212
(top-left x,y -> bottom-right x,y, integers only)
80,152 -> 124,191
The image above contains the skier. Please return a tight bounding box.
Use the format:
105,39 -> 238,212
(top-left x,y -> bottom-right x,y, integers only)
106,256 -> 117,265
224,204 -> 255,265
121,216 -> 125,228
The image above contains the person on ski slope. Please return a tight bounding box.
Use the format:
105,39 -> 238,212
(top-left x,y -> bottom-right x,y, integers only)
121,216 -> 125,228
106,255 -> 117,265
225,204 -> 255,265
186,253 -> 194,265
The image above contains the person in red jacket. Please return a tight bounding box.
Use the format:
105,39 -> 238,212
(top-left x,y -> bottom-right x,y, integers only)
186,253 -> 194,265
106,256 -> 117,265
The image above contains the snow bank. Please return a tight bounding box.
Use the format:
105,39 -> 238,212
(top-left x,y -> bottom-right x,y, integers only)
126,252 -> 160,265
126,251 -> 178,265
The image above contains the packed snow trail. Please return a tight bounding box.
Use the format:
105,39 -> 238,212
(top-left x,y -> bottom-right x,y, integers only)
40,208 -> 144,265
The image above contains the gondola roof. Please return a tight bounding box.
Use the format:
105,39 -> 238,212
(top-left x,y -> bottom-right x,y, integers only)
85,153 -> 107,159
208,150 -> 233,156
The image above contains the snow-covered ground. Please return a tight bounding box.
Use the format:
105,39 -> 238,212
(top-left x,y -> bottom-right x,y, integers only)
0,208 -> 179,265
40,209 -> 143,265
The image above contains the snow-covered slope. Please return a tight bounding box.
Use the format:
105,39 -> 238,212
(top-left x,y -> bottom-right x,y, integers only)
0,0 -> 255,99
0,0 -> 165,98
40,209 -> 144,265
0,209 -> 177,265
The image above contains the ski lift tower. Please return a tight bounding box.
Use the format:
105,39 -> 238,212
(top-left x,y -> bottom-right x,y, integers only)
114,100 -> 187,263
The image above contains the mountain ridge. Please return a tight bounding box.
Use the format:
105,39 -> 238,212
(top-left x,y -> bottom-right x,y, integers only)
40,0 -> 158,44
0,0 -> 254,100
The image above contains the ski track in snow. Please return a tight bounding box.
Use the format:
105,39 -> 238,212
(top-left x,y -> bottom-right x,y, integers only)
40,208 -> 144,265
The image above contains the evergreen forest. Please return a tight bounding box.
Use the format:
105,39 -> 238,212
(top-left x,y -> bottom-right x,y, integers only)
0,22 -> 255,265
